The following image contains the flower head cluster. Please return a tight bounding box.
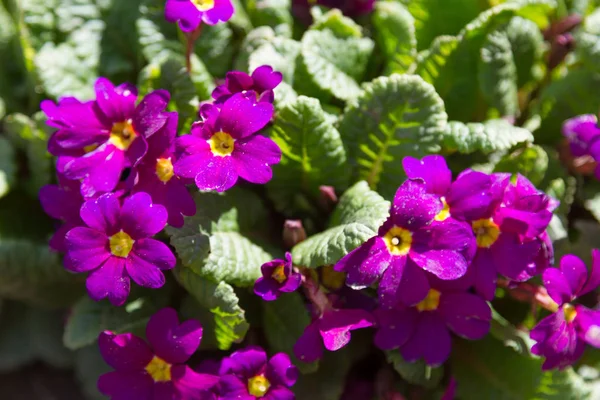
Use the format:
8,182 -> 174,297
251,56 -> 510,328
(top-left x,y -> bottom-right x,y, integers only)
562,114 -> 600,179
530,251 -> 600,369
254,252 -> 302,301
292,0 -> 375,24
212,66 -> 283,105
165,0 -> 234,31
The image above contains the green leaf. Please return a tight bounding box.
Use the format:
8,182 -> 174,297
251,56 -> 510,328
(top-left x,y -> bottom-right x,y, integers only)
296,29 -> 374,102
234,26 -> 277,71
386,351 -> 443,389
248,37 -> 301,86
310,8 -> 362,38
504,16 -> 544,88
75,345 -> 110,400
166,189 -> 272,286
478,30 -> 519,117
292,181 -> 390,267
339,74 -> 447,198
195,23 -> 236,77
266,96 -> 350,214
175,267 -> 249,350
246,0 -> 293,37
442,119 -> 533,154
0,137 -> 16,199
372,1 -> 416,75
493,145 -> 549,186
64,292 -> 170,351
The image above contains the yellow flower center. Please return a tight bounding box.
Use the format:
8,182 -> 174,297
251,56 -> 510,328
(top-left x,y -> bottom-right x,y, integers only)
435,198 -> 450,221
109,230 -> 134,258
383,226 -> 412,256
155,157 -> 174,183
247,375 -> 271,397
321,265 -> 346,290
563,304 -> 577,323
145,356 -> 171,383
416,289 -> 441,312
109,119 -> 137,150
192,0 -> 215,11
271,264 -> 287,284
208,131 -> 235,157
472,219 -> 500,248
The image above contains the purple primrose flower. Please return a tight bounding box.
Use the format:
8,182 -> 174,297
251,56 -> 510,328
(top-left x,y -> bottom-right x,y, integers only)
212,66 -> 283,105
334,179 -> 474,308
254,252 -> 302,301
374,278 -> 492,366
42,78 -> 170,197
98,308 -> 219,399
131,111 -> 196,228
174,93 -> 281,192
165,0 -> 234,31
292,0 -> 375,24
562,114 -> 600,179
530,251 -> 600,370
218,346 -> 298,400
64,192 -> 175,306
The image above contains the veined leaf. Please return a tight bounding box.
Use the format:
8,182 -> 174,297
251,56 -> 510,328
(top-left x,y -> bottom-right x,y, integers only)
442,119 -> 533,154
493,145 -> 549,186
372,1 -> 416,75
246,0 -> 293,37
504,16 -> 544,88
194,22 -> 236,77
310,8 -> 362,38
386,351 -> 444,389
234,26 -> 277,71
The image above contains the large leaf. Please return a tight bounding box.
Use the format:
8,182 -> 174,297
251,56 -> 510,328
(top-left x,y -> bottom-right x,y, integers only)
266,96 -> 350,213
175,266 -> 249,350
575,8 -> 600,73
372,1 -> 416,75
296,29 -> 374,102
246,0 -> 293,37
292,181 -> 389,268
442,119 -> 533,154
493,145 -> 549,186
166,189 -> 272,286
504,16 -> 544,88
75,345 -> 110,400
386,351 -> 443,389
309,8 -> 362,38
339,74 -> 447,198
195,23 -> 236,77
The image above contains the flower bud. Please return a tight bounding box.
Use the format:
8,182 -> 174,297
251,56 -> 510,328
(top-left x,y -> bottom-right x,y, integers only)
283,219 -> 306,248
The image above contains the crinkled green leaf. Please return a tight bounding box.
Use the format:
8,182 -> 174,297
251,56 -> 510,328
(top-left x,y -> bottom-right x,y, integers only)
175,267 -> 249,350
234,26 -> 277,71
297,29 -> 374,101
195,23 -> 235,77
386,351 -> 443,389
479,30 -> 519,117
167,189 -> 272,286
442,119 -> 533,154
0,137 -> 16,199
504,16 -> 545,88
292,181 -> 390,267
248,37 -> 301,86
266,96 -> 350,214
310,8 -> 362,38
246,0 -> 293,37
372,1 -> 416,75
493,145 -> 548,186
339,74 -> 447,198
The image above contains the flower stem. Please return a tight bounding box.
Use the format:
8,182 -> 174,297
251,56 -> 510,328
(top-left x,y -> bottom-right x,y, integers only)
185,24 -> 203,74
498,278 -> 559,313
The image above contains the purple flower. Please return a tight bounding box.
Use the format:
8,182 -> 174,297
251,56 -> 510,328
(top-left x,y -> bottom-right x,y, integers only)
39,175 -> 85,252
64,192 -> 175,306
165,0 -> 234,31
218,346 -> 298,400
530,251 -> 600,370
374,280 -> 492,366
131,111 -> 196,228
42,78 -> 170,197
98,308 -> 219,399
294,307 -> 374,363
562,114 -> 600,179
292,0 -> 375,24
212,66 -> 283,105
254,252 -> 302,301
468,174 -> 554,300
334,179 -> 474,308
174,93 -> 281,192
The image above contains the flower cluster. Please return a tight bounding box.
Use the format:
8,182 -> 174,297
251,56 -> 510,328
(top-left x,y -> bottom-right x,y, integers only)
165,0 -> 234,31
562,114 -> 600,179
98,308 -> 297,400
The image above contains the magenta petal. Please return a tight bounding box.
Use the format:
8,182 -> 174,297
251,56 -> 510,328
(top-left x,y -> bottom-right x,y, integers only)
171,364 -> 219,394
373,308 -> 417,350
580,249 -> 600,296
575,306 -> 600,347
400,313 -> 451,366
318,309 -> 374,351
64,227 -> 110,272
220,346 -> 267,377
391,180 -> 441,230
86,257 -> 131,306
402,155 -> 452,196
125,254 -> 166,289
194,155 -> 239,192
266,353 -> 298,387
80,193 -> 121,234
252,65 -> 283,92
132,239 -> 176,271
551,255 -> 586,301
378,257 -> 430,308
146,308 -> 202,364
94,78 -> 137,122
471,249 -> 497,301
493,234 -> 540,280
447,170 -> 496,221
97,370 -> 153,400
254,277 -> 280,301
120,192 -> 168,239
264,387 -> 295,400
165,0 -> 202,31
98,331 -> 153,371
293,322 -> 323,363
174,135 -> 212,178
233,135 -> 281,184
134,90 -> 171,138
439,292 -> 491,340
337,237 -> 391,289
226,71 -> 253,93
217,93 -> 274,139
202,0 -> 235,25
409,249 -> 468,280
64,144 -> 125,197
219,375 -> 255,400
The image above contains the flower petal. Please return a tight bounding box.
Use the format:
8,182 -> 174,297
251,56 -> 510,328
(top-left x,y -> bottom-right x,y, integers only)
471,249 -> 497,301
379,258 -> 430,308
264,387 -> 295,400
493,234 -> 541,280
409,249 -> 468,280
233,135 -> 281,184
400,313 -> 451,366
580,249 -> 600,296
133,90 -> 171,138
194,155 -> 238,192
219,346 -> 267,377
318,309 -> 374,351
202,0 -> 235,26
97,371 -> 153,400
79,193 -> 121,234
402,155 -> 451,196
125,254 -> 166,289
266,353 -> 298,387
254,277 -> 281,301
336,237 -> 391,289
171,364 -> 220,394
146,307 -> 203,364
447,170 -> 496,221
98,331 -> 153,371
391,179 -> 441,230
165,0 -> 202,31
293,322 -> 323,363
120,192 -> 168,239
86,257 -> 130,306
64,144 -> 125,197
373,307 -> 417,350
575,306 -> 600,348
64,227 -> 109,272
218,375 -> 255,400
217,93 -> 274,139
439,292 -> 492,340
94,78 -> 137,123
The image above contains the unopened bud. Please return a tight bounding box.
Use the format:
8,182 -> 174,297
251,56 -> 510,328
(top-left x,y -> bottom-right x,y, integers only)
548,33 -> 575,70
283,219 -> 306,248
544,14 -> 583,41
319,185 -> 338,211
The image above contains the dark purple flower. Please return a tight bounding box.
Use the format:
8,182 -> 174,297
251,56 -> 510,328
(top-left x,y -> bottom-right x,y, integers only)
98,308 -> 219,399
292,0 -> 375,24
334,179 -> 474,308
468,174 -> 554,300
39,175 -> 85,252
42,78 -> 170,197
64,192 -> 175,306
131,111 -> 196,228
562,114 -> 600,178
174,93 -> 281,192
374,279 -> 491,366
218,346 -> 298,400
530,251 -> 600,370
212,66 -> 283,105
165,0 -> 234,31
254,252 -> 302,301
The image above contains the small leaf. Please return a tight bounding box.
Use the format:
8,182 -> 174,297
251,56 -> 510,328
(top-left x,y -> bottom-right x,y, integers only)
493,145 -> 548,186
310,8 -> 362,38
339,74 -> 447,198
175,266 -> 249,350
442,119 -> 533,154
386,351 -> 443,389
372,1 -> 416,74
266,96 -> 350,214
246,0 -> 293,37
292,181 -> 389,268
